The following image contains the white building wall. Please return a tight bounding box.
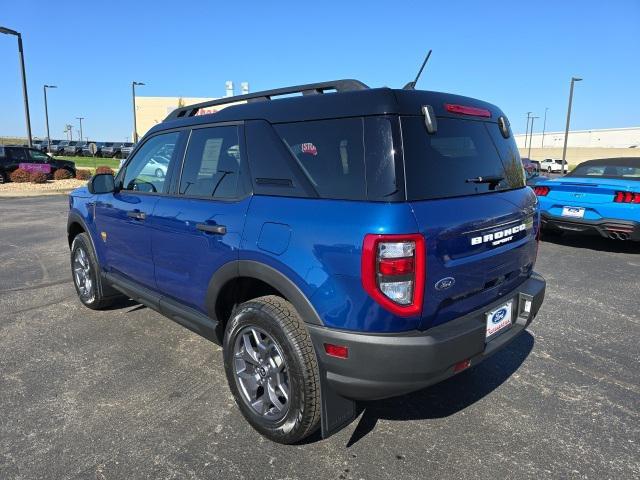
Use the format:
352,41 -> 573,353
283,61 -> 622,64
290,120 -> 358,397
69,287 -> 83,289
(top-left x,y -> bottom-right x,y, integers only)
514,127 -> 640,149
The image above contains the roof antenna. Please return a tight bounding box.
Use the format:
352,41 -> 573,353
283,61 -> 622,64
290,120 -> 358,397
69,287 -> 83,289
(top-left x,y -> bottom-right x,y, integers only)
403,50 -> 432,90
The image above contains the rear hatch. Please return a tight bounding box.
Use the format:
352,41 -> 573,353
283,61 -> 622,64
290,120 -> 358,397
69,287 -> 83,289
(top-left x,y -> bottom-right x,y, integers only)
401,114 -> 538,330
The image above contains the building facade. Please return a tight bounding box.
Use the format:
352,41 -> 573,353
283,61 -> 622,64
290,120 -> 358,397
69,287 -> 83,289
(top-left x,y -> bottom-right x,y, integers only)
515,127 -> 640,149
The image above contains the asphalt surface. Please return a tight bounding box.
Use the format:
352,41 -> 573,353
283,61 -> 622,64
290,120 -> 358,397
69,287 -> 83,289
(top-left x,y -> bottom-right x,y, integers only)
1,195 -> 638,480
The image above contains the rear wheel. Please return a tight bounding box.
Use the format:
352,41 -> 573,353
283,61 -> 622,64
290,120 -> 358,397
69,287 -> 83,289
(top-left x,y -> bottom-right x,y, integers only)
547,166 -> 552,173
223,296 -> 321,444
0,171 -> 6,184
71,233 -> 122,309
155,168 -> 165,178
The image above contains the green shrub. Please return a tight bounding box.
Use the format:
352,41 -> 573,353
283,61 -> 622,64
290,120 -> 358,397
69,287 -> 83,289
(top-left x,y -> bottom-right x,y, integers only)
54,168 -> 72,180
10,168 -> 30,183
30,172 -> 48,184
75,169 -> 92,180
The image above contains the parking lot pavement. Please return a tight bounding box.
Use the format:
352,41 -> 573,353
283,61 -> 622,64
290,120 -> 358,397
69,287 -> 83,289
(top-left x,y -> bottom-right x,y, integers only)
1,195 -> 638,480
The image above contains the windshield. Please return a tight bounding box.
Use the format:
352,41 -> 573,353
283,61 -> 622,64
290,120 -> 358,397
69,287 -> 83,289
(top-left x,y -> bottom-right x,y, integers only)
401,117 -> 525,200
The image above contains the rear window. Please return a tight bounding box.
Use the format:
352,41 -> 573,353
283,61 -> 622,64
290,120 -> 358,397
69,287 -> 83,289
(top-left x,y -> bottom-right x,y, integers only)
274,118 -> 366,200
569,163 -> 640,179
401,117 -> 525,200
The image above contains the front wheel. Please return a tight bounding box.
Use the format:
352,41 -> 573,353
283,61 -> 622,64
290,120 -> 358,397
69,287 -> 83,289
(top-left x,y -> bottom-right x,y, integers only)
223,296 -> 321,444
155,168 -> 165,178
0,171 -> 6,184
547,166 -> 552,173
71,233 -> 122,309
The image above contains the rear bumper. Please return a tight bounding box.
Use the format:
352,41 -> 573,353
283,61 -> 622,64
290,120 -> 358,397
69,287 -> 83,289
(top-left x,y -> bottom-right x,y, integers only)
308,273 -> 545,401
541,213 -> 640,241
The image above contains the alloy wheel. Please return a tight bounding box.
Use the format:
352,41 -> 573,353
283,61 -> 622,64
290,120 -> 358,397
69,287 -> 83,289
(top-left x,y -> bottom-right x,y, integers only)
73,247 -> 95,303
233,326 -> 290,421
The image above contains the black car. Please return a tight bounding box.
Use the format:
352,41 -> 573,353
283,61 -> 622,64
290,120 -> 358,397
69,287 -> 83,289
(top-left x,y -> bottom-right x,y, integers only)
0,145 -> 76,182
100,142 -> 124,158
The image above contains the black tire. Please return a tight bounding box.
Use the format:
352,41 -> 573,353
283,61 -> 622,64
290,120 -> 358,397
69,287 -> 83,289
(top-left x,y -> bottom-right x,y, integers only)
70,232 -> 122,309
547,166 -> 552,173
155,168 -> 164,178
0,171 -> 7,184
223,295 -> 321,444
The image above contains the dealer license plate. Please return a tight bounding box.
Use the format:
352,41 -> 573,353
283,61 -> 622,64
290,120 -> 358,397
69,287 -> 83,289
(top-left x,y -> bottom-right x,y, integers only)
561,206 -> 585,218
486,301 -> 513,339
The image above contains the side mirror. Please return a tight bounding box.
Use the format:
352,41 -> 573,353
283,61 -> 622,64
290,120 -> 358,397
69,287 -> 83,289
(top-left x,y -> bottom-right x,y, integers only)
88,173 -> 115,194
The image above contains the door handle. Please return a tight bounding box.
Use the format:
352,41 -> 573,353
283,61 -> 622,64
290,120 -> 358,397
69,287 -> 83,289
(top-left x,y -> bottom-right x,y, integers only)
127,210 -> 146,220
196,223 -> 227,235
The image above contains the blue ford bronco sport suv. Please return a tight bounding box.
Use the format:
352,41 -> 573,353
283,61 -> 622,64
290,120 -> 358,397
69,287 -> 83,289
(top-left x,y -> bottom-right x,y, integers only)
67,79 -> 546,444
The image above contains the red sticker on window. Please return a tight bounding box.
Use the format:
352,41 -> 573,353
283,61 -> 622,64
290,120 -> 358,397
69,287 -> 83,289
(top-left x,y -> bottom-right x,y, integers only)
301,143 -> 318,156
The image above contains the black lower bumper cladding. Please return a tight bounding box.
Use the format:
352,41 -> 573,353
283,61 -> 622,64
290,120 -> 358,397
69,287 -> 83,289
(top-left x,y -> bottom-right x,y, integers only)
310,273 -> 546,438
542,214 -> 640,241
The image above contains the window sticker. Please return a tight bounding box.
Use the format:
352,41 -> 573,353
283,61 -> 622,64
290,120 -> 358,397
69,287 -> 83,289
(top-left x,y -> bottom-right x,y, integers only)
301,143 -> 318,156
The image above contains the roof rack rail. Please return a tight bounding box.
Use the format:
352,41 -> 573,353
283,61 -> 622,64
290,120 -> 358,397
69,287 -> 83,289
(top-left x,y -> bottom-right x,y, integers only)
164,79 -> 369,121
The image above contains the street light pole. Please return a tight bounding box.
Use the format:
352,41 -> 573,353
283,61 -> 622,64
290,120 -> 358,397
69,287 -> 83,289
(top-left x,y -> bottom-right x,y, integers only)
1,26 -> 33,147
541,107 -> 549,149
132,81 -> 145,143
44,85 -> 57,152
524,112 -> 532,150
76,117 -> 84,142
528,116 -> 539,160
561,77 -> 583,165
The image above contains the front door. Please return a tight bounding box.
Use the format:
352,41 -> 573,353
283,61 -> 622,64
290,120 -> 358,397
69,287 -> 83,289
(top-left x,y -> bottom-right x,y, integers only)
94,131 -> 182,289
152,124 -> 251,312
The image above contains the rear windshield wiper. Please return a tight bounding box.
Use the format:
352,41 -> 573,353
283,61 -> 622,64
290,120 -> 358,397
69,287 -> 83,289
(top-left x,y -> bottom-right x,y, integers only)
465,175 -> 504,185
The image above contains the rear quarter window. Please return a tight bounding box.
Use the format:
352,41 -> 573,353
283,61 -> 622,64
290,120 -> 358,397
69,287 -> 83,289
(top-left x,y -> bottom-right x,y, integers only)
274,118 -> 366,200
401,117 -> 525,200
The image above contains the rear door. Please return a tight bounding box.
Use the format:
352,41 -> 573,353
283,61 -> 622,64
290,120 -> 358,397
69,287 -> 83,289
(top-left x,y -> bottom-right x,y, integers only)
94,131 -> 182,288
151,124 -> 251,312
401,116 -> 538,329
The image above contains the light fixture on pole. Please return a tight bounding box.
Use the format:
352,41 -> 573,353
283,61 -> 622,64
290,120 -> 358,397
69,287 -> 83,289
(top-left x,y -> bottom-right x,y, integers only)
561,77 -> 582,165
132,81 -> 145,143
43,85 -> 57,152
0,26 -> 33,147
541,107 -> 549,149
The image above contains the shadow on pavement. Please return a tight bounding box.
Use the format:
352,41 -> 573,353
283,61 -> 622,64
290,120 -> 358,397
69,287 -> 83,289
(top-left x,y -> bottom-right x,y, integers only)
345,331 -> 535,447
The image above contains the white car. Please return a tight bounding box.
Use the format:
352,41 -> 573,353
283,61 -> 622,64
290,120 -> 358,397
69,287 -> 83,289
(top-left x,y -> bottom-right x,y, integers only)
140,156 -> 170,178
540,158 -> 568,174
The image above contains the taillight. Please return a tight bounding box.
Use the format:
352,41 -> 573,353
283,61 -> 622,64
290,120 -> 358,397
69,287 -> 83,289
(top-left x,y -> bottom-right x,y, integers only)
614,191 -> 640,203
361,234 -> 425,317
533,186 -> 550,196
444,103 -> 492,118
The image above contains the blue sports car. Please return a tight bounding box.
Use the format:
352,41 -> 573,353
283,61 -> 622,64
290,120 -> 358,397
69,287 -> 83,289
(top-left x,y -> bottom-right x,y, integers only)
534,157 -> 640,241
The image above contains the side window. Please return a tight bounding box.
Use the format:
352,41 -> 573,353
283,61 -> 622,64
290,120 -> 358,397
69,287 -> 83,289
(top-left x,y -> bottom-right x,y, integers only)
274,118 -> 365,200
29,149 -> 50,163
179,126 -> 241,198
6,148 -> 28,162
121,132 -> 179,193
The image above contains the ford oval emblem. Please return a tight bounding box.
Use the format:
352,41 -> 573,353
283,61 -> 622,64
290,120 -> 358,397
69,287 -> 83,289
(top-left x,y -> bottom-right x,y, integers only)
435,277 -> 455,291
491,307 -> 508,324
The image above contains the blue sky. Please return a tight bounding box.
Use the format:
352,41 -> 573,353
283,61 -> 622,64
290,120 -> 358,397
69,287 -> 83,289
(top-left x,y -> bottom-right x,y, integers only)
1,0 -> 639,141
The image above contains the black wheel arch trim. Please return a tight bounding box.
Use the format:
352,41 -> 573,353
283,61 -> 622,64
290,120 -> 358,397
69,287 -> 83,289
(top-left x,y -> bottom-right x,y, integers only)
205,260 -> 324,327
67,211 -> 96,251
